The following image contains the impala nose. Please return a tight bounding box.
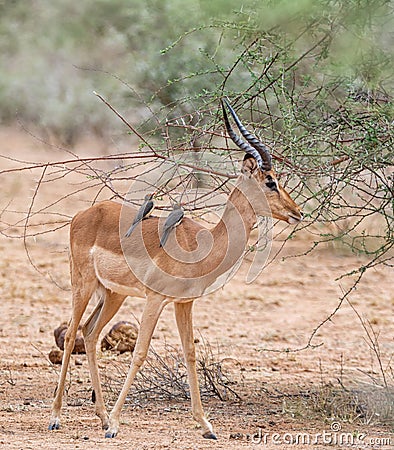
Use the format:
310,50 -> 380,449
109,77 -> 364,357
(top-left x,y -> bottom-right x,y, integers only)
288,210 -> 303,224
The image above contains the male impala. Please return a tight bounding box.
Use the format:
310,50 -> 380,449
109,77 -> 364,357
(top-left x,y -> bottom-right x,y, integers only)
49,99 -> 302,439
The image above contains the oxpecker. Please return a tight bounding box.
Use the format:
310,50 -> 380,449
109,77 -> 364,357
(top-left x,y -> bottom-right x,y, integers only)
125,193 -> 155,237
159,203 -> 184,247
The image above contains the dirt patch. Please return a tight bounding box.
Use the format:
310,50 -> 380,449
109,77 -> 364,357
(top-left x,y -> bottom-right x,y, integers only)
0,128 -> 392,449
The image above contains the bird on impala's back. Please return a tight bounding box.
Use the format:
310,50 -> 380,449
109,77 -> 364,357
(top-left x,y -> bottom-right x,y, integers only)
159,203 -> 184,247
125,193 -> 155,237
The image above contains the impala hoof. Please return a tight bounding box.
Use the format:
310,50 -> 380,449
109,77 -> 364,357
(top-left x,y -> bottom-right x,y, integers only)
105,430 -> 117,439
48,419 -> 60,431
203,431 -> 217,440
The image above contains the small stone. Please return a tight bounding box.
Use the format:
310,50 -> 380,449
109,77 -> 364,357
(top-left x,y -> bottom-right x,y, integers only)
229,432 -> 244,440
48,348 -> 63,365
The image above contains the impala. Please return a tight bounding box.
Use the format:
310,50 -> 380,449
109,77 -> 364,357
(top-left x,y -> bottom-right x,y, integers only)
48,99 -> 302,439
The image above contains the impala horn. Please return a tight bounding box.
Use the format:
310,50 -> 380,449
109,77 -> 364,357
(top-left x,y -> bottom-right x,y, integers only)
222,98 -> 272,171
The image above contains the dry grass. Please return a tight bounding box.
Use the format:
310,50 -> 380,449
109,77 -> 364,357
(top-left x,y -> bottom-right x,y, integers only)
279,382 -> 394,428
102,337 -> 244,404
101,335 -> 393,430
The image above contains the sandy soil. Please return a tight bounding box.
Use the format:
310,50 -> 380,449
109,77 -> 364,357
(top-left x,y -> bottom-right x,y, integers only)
0,128 -> 392,449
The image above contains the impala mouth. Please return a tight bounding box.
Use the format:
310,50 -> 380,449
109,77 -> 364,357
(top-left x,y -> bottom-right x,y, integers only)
288,212 -> 303,224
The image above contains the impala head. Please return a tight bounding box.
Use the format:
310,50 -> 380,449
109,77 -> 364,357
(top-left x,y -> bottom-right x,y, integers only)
222,99 -> 302,224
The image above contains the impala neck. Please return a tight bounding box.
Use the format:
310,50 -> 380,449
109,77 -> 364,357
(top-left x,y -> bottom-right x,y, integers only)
208,180 -> 257,274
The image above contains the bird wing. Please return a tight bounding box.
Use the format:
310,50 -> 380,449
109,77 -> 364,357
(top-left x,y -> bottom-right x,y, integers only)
160,208 -> 184,247
125,200 -> 155,237
163,208 -> 184,231
141,199 -> 154,219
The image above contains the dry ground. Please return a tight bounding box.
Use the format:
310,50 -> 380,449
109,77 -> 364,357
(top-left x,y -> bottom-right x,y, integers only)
0,128 -> 392,449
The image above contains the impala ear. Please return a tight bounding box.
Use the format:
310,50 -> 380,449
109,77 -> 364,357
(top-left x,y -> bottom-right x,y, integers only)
241,154 -> 259,177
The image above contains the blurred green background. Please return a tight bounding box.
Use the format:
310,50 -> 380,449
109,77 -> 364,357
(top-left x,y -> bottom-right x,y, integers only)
0,0 -> 392,144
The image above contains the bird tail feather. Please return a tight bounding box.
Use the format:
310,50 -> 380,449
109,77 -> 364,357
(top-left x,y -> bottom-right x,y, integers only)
125,223 -> 137,237
159,229 -> 170,247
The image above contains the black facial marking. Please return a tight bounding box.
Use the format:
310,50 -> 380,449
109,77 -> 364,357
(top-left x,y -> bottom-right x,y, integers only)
265,175 -> 278,191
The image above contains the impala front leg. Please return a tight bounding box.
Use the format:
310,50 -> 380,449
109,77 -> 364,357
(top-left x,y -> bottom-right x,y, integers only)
174,301 -> 217,440
105,294 -> 169,438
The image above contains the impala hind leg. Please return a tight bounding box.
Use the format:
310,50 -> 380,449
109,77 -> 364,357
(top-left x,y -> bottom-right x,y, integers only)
82,290 -> 126,430
174,301 -> 216,439
48,281 -> 96,431
105,294 -> 169,438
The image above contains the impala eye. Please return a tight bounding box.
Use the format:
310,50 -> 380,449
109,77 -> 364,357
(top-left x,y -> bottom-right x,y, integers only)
265,180 -> 278,190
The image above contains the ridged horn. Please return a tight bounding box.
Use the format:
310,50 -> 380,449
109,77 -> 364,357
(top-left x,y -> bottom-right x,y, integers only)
222,98 -> 272,171
222,101 -> 263,168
